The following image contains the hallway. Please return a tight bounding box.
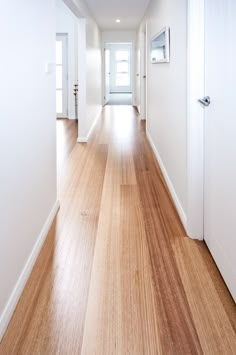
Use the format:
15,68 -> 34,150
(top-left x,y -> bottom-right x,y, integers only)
0,106 -> 236,354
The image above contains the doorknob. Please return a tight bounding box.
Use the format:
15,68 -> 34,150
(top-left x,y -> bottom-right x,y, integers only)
198,96 -> 211,107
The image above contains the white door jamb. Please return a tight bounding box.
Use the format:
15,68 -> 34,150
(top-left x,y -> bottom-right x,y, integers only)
186,0 -> 205,240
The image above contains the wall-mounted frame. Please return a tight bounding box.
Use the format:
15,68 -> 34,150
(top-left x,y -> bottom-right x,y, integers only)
151,27 -> 170,63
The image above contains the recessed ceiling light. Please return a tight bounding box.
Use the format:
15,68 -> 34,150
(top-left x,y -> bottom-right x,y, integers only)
116,19 -> 121,23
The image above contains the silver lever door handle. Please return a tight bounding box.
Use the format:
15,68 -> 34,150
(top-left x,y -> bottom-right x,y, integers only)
198,96 -> 211,107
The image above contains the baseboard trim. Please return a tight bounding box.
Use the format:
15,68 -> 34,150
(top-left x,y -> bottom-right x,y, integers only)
146,130 -> 187,230
0,200 -> 60,342
77,137 -> 88,143
77,108 -> 102,144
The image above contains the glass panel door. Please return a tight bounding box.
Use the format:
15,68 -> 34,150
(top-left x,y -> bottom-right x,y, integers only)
56,34 -> 68,118
110,44 -> 132,93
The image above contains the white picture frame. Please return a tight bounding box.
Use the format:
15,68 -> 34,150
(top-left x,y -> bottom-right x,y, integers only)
151,27 -> 170,63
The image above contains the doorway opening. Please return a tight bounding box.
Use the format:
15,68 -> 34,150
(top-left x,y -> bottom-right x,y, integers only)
104,43 -> 133,106
56,0 -> 80,176
139,28 -> 147,120
56,34 -> 68,118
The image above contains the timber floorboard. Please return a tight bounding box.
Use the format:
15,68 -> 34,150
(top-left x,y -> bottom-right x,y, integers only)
0,106 -> 235,355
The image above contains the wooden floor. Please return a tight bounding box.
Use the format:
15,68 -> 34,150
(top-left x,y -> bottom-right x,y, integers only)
0,106 -> 235,354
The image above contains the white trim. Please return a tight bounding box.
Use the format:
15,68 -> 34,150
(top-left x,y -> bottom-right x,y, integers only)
56,34 -> 68,119
146,129 -> 187,230
186,0 -> 205,240
109,43 -> 132,94
102,34 -> 137,108
77,18 -> 87,142
151,27 -> 170,64
77,108 -> 102,143
139,28 -> 147,121
0,200 -> 60,341
77,136 -> 88,143
103,46 -> 110,105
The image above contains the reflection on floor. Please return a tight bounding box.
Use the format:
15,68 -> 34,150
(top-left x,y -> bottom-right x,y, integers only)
107,93 -> 132,105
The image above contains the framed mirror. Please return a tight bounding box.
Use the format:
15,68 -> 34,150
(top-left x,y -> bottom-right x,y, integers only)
151,27 -> 170,63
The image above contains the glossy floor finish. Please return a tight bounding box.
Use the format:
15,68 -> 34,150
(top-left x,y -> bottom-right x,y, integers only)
0,106 -> 236,354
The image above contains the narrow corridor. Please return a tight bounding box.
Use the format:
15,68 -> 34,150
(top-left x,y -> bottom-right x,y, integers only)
0,106 -> 235,354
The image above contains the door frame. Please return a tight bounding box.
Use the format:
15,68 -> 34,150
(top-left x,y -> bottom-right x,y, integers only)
104,47 -> 111,105
187,0 -> 205,240
56,33 -> 68,118
102,42 -> 134,105
109,43 -> 132,93
140,25 -> 148,121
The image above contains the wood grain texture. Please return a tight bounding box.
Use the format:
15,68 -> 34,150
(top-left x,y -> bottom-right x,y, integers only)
0,107 -> 235,355
173,238 -> 236,354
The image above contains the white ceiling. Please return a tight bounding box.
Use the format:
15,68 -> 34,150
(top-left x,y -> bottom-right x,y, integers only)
85,0 -> 150,30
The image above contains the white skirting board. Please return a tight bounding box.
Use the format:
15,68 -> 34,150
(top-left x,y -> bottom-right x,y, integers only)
0,200 -> 60,341
77,109 -> 102,143
146,130 -> 187,230
77,136 -> 88,143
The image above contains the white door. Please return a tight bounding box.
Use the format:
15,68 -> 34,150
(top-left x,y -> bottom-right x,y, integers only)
204,0 -> 236,301
56,34 -> 68,118
141,30 -> 147,120
110,44 -> 132,93
104,48 -> 110,104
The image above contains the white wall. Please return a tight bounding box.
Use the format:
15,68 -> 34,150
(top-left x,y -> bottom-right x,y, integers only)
138,0 -> 188,227
60,0 -> 102,140
57,0 -> 78,119
0,0 -> 58,339
84,17 -> 102,138
64,0 -> 102,140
